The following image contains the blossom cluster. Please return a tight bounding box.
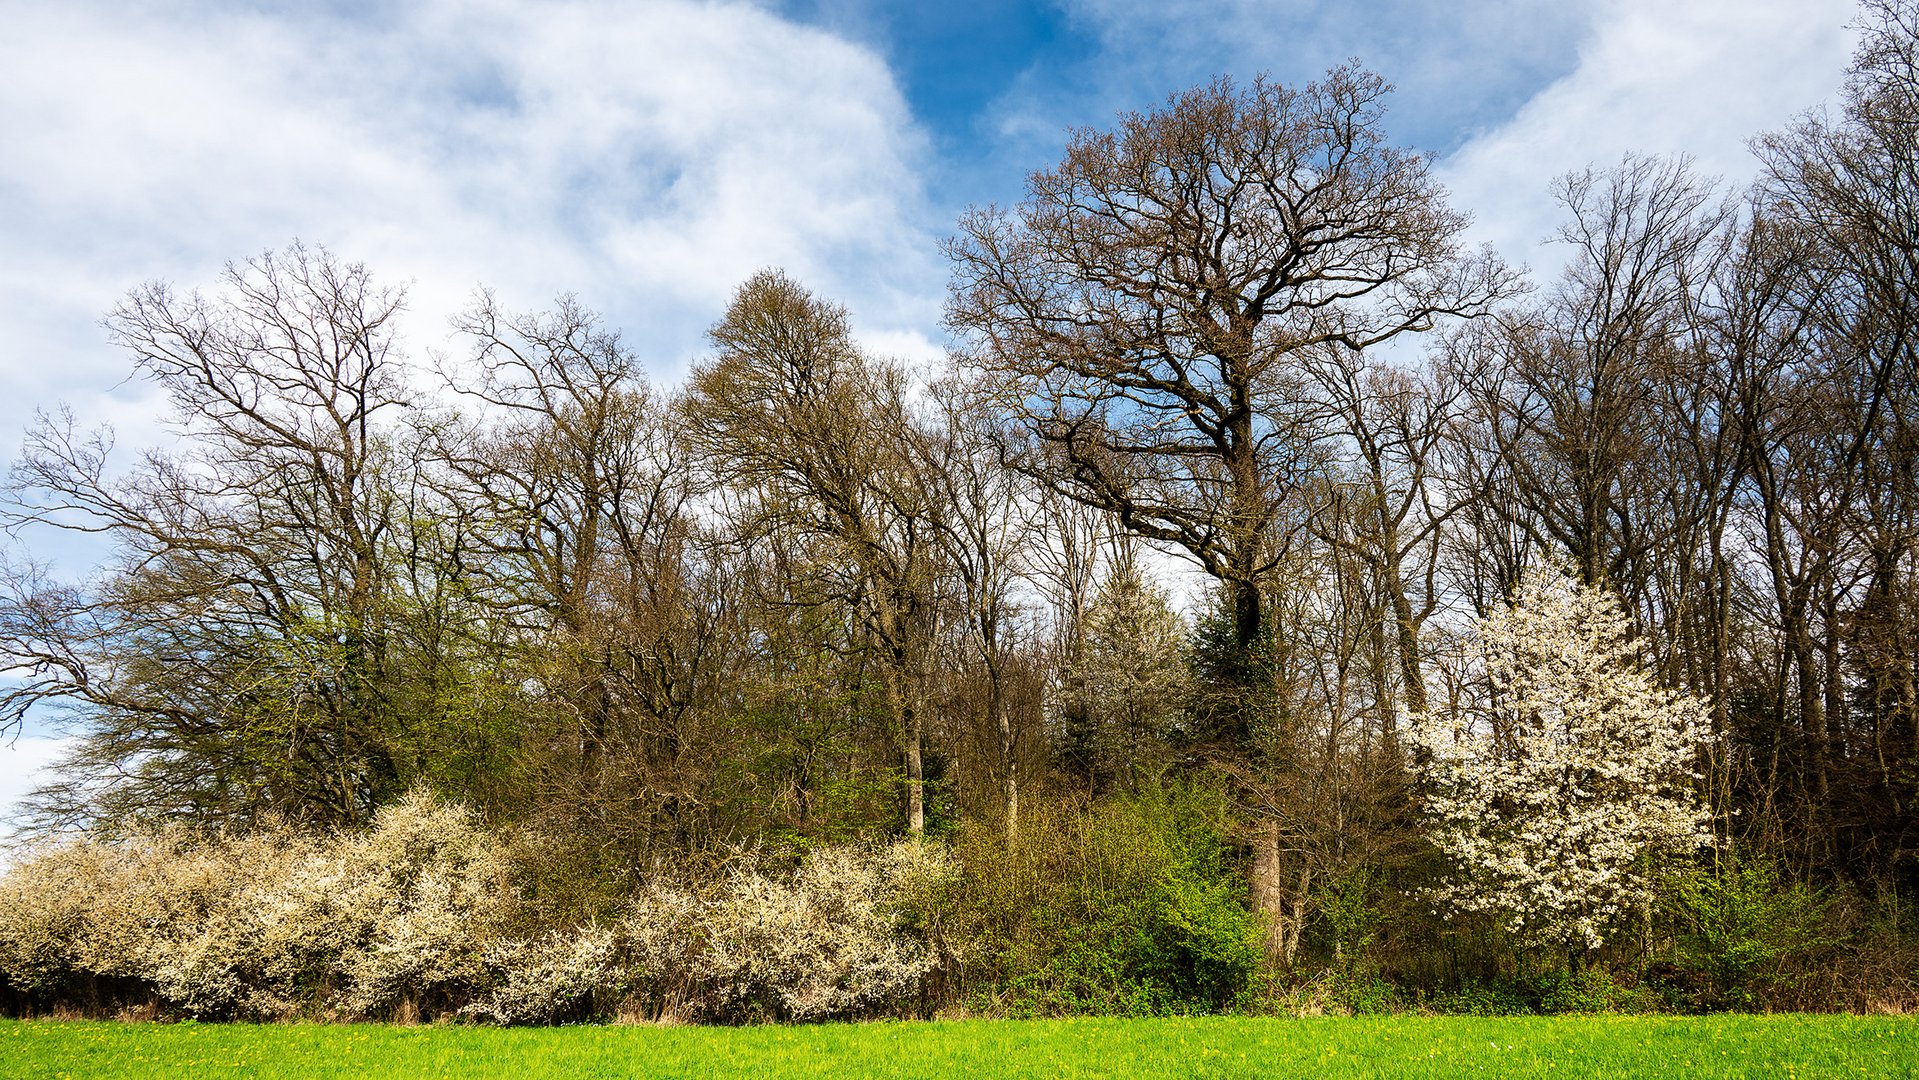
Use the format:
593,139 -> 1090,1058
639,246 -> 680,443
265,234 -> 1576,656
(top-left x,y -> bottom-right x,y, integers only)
1408,566 -> 1715,952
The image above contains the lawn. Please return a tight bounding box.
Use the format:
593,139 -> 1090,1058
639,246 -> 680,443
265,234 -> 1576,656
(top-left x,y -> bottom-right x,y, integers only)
2,1014 -> 1913,1079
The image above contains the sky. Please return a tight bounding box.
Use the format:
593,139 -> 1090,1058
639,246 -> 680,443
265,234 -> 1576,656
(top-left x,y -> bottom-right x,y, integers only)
0,0 -> 1864,827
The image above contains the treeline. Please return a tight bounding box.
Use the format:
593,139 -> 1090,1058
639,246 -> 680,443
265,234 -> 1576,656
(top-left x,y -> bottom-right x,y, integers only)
2,0 -> 1917,1018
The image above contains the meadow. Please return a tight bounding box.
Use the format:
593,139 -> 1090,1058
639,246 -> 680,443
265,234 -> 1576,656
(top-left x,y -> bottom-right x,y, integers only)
2,1015 -> 1914,1080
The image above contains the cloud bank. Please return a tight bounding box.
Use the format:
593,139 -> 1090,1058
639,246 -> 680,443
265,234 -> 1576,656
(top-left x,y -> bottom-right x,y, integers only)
0,0 -> 942,438
1438,0 -> 1858,274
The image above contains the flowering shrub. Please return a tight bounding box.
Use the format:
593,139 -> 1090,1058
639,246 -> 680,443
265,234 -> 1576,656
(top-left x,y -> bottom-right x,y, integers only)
332,795 -> 518,1018
1409,566 -> 1715,956
0,793 -> 516,1019
0,794 -> 954,1023
467,924 -> 622,1025
622,841 -> 956,1023
0,823 -> 339,1017
0,829 -> 155,996
139,826 -> 337,1019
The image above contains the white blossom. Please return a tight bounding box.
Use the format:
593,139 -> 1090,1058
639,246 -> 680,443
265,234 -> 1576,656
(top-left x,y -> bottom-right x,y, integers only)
1409,566 -> 1715,954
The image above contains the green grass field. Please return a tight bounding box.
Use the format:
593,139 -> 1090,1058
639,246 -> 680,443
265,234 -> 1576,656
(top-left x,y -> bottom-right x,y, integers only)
2,1015 -> 1914,1079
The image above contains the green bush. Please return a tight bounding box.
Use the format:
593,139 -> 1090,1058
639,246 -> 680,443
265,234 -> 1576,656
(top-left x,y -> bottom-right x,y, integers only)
1418,980 -> 1534,1016
1307,868 -> 1388,968
1327,969 -> 1403,1014
1659,857 -> 1831,1009
954,780 -> 1262,1016
1530,968 -> 1626,1013
1410,970 -> 1644,1016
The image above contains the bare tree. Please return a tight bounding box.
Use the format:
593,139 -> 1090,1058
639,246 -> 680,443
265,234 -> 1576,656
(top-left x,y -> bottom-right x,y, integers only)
925,379 -> 1037,837
1473,156 -> 1735,596
1308,354 -> 1469,723
946,67 -> 1513,678
1,245 -> 442,826
1737,0 -> 1919,878
434,294 -> 728,850
1022,470 -> 1115,792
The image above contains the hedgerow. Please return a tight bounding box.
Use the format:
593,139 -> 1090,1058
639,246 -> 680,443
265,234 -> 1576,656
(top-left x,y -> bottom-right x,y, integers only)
0,790 -> 954,1024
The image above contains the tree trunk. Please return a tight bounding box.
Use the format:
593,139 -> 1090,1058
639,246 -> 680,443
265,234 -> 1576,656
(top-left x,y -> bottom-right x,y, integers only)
1231,576 -> 1263,654
904,696 -> 925,836
1388,572 -> 1427,718
993,679 -> 1018,841
1250,816 -> 1296,967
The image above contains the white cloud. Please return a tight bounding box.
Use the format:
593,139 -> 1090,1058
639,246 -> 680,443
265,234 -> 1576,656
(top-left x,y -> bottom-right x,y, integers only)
1438,0 -> 1858,276
0,0 -> 941,448
853,326 -> 947,369
996,0 -> 1857,286
1005,0 -> 1594,157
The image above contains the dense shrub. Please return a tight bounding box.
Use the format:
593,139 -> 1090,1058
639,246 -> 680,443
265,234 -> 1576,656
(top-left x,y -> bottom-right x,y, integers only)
1658,857 -> 1832,1010
953,781 -> 1263,1016
467,925 -> 621,1025
4,787 -> 1909,1022
1654,866 -> 1916,1013
0,792 -> 516,1020
646,841 -> 957,1022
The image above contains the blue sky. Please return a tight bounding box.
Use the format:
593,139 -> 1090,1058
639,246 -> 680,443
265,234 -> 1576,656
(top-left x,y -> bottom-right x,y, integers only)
0,0 -> 1865,823
787,0 -> 1592,190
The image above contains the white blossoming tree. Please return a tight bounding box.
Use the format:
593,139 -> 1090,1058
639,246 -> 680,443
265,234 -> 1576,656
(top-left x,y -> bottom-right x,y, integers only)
1409,566 -> 1714,960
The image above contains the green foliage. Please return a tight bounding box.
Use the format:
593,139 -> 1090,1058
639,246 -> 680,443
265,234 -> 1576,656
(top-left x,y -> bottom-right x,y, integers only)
1291,870 -> 1406,1015
1183,608 -> 1279,750
1658,856 -> 1832,1009
1419,980 -> 1537,1016
1414,971 -> 1645,1016
954,781 -> 1262,1016
1528,969 -> 1639,1014
1310,869 -> 1387,968
1324,969 -> 1404,1015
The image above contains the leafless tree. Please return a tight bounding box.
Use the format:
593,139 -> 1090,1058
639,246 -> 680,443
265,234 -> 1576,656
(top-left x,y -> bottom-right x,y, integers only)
1,245 -> 445,826
947,66 -> 1513,672
925,378 -> 1039,837
434,294 -> 733,850
1473,156 -> 1735,596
